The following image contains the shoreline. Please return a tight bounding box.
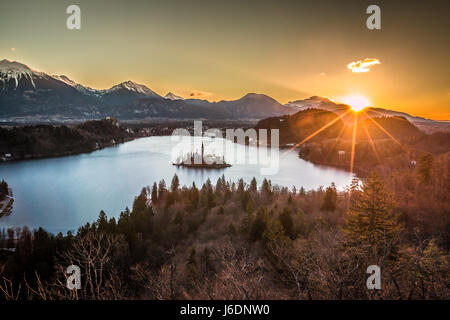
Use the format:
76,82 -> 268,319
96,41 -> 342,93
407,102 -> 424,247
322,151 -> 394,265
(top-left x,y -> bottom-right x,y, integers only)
0,136 -> 137,164
1,135 -> 360,177
300,158 -> 368,177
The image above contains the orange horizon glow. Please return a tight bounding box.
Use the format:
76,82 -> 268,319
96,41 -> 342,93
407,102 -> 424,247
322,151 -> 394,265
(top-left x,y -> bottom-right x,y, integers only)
340,95 -> 371,112
2,1 -> 449,120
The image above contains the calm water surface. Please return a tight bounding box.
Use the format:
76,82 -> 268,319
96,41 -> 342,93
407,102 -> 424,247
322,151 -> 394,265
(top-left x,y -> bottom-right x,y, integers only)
0,136 -> 353,234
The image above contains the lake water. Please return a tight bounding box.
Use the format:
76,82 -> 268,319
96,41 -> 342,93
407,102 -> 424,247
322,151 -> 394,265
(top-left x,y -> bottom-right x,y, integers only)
0,136 -> 353,234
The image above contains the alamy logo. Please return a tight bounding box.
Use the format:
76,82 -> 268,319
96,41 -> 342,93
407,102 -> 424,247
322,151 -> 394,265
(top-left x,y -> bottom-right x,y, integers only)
366,5 -> 381,30
66,5 -> 81,30
171,121 -> 280,175
66,265 -> 81,290
366,265 -> 381,290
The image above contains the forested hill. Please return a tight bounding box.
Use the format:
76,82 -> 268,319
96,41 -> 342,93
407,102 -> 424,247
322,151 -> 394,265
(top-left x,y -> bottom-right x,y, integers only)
255,109 -> 450,176
255,109 -> 346,145
255,109 -> 427,146
357,116 -> 424,143
0,119 -> 134,161
1,171 -> 448,299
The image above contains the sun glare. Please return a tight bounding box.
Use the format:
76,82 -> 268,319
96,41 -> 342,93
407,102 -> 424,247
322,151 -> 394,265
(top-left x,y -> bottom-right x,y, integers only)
341,95 -> 371,112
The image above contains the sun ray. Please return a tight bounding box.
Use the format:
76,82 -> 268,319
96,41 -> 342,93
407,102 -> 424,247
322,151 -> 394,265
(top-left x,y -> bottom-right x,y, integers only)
281,110 -> 352,158
360,113 -> 382,165
322,124 -> 347,161
367,116 -> 402,146
365,108 -> 389,117
359,108 -> 413,158
349,112 -> 358,174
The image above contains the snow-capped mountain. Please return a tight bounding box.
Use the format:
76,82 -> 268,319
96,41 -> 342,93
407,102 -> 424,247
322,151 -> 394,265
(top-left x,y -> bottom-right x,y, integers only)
214,93 -> 297,119
52,75 -> 102,97
0,59 -> 298,120
99,81 -> 161,105
0,60 -> 101,117
51,74 -> 77,87
164,92 -> 183,100
0,60 -> 165,117
1,59 -> 447,131
286,96 -> 334,109
51,75 -> 161,104
0,59 -> 52,91
106,81 -> 160,96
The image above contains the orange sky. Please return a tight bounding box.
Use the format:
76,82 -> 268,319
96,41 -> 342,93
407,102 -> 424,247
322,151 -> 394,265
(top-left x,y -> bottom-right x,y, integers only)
1,0 -> 449,120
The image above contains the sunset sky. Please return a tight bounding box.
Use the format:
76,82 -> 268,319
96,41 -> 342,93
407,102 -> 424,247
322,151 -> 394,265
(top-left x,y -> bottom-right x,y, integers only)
1,0 -> 449,119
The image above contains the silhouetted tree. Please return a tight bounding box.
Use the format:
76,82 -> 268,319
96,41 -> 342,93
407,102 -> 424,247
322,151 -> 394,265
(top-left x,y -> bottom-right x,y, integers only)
344,171 -> 402,259
321,183 -> 337,212
171,174 -> 180,192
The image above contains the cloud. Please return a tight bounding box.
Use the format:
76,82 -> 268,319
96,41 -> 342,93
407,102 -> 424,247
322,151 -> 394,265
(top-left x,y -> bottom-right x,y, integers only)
347,58 -> 380,73
189,90 -> 212,98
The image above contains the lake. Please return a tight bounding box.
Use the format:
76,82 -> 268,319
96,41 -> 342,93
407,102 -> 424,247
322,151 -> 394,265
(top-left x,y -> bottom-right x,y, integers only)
0,136 -> 354,234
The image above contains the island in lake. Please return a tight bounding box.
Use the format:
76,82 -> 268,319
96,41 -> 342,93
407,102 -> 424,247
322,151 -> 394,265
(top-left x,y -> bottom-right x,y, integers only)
173,143 -> 231,169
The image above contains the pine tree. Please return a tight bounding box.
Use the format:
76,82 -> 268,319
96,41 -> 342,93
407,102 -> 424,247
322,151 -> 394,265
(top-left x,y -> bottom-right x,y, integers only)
151,182 -> 158,202
237,178 -> 245,194
185,247 -> 199,287
292,186 -> 297,195
158,179 -> 167,195
279,208 -> 295,239
171,174 -> 180,192
215,175 -> 226,194
204,178 -> 215,208
262,219 -> 290,248
321,182 -> 337,212
187,182 -> 200,212
416,239 -> 450,298
249,177 -> 257,192
344,171 -> 402,258
261,178 -> 271,196
250,207 -> 269,242
417,153 -> 433,184
96,210 -> 109,232
240,190 -> 252,210
132,187 -> 148,214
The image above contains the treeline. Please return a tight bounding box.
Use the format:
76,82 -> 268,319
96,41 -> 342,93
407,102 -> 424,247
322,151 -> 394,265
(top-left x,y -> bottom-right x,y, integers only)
0,119 -> 134,160
0,180 -> 8,201
297,118 -> 450,177
0,169 -> 448,300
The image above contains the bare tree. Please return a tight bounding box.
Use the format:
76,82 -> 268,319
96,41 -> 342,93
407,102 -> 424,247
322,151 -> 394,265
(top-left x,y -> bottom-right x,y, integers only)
205,243 -> 278,299
131,245 -> 180,300
0,263 -> 21,300
24,233 -> 125,300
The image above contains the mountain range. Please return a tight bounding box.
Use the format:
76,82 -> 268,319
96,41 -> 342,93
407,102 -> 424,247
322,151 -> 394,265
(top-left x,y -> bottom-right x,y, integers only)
0,59 -> 298,121
1,59 -> 448,132
286,96 -> 450,133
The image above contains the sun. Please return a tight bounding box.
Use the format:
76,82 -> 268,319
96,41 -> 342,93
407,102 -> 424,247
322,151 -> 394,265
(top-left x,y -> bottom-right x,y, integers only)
341,95 -> 371,112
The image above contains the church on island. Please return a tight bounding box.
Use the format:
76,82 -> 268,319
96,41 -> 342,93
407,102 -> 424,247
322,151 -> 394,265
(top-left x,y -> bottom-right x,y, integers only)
173,143 -> 231,169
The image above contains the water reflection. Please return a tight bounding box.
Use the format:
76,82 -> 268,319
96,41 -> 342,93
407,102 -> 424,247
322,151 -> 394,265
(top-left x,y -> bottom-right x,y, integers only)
0,136 -> 353,234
